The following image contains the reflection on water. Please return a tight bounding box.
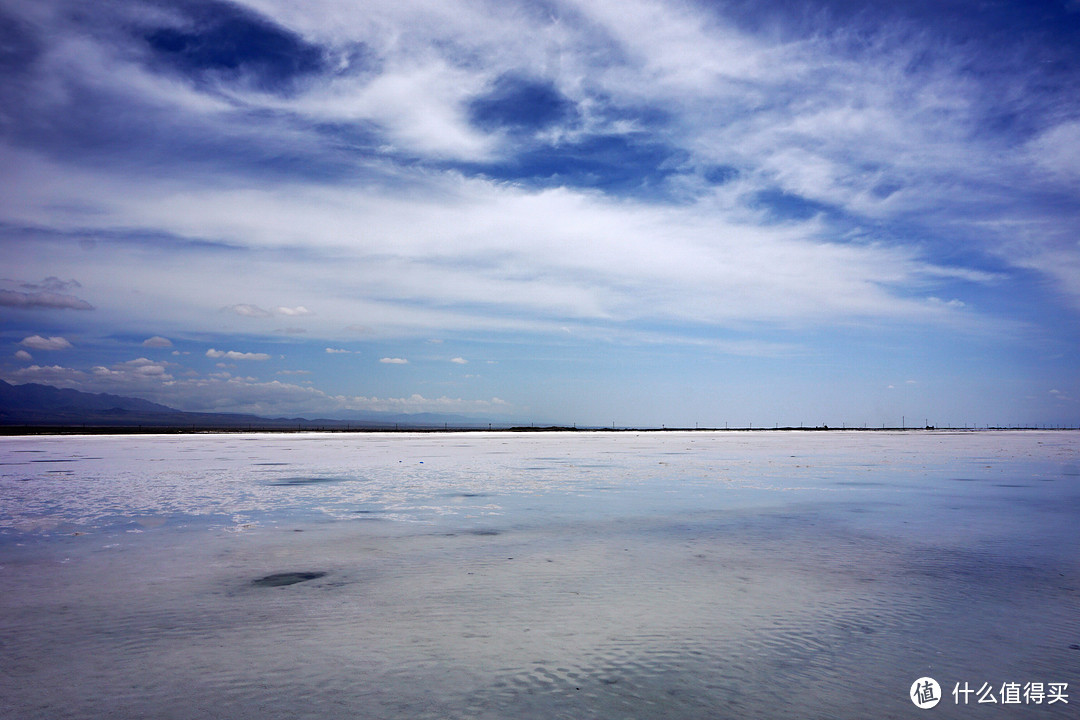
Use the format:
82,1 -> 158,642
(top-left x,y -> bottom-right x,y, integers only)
1,431 -> 1078,719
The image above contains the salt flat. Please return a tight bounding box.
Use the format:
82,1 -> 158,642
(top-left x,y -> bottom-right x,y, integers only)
1,431 -> 1077,718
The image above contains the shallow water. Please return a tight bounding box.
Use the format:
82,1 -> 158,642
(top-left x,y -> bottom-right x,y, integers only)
1,430 -> 1078,718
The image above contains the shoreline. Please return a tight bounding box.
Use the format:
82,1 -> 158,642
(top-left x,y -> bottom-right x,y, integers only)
2,424 -> 1076,436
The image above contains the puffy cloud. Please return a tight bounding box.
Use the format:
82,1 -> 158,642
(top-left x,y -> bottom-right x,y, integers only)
380,357 -> 409,364
0,289 -> 93,310
14,350 -> 33,361
90,358 -> 173,381
277,306 -> 312,316
20,335 -> 73,351
123,358 -> 170,376
450,357 -> 468,364
4,359 -> 172,395
325,347 -> 351,354
7,365 -> 86,386
205,348 -> 271,360
142,336 -> 173,347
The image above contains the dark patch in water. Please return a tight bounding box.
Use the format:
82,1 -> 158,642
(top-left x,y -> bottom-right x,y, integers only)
30,459 -> 76,463
454,492 -> 489,498
251,571 -> 326,587
268,477 -> 340,486
951,478 -> 982,482
995,483 -> 1030,488
351,510 -> 388,520
469,529 -> 501,536
254,462 -> 291,466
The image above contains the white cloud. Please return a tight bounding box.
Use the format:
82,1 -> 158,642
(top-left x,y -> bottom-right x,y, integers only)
225,303 -> 315,320
88,358 -> 173,383
122,357 -> 171,377
3,361 -> 510,416
276,306 -> 313,316
0,0 -> 1075,370
19,335 -> 73,351
21,277 -> 81,292
142,336 -> 173,347
14,350 -> 32,361
1026,121 -> 1080,182
33,174 -> 990,335
7,365 -> 86,386
927,297 -> 966,309
205,348 -> 271,361
325,347 -> 351,354
380,357 -> 409,364
450,357 -> 468,364
224,304 -> 273,318
0,289 -> 94,310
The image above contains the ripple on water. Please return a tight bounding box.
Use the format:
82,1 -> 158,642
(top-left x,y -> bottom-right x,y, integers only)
267,477 -> 345,486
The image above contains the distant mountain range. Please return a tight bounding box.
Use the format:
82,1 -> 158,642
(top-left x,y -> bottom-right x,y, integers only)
0,380 -> 492,430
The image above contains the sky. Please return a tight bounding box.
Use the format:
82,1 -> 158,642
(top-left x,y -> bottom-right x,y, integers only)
1,0 -> 1079,428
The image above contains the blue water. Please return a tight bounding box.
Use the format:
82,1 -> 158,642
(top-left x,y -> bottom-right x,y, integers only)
1,430 -> 1077,718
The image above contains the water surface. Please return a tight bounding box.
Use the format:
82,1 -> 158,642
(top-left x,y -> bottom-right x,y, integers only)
1,431 -> 1077,718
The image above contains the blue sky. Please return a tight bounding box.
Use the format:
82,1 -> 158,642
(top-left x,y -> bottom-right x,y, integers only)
1,0 -> 1079,427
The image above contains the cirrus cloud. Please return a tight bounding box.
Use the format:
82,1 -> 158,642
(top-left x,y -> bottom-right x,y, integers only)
1,0 -> 1077,426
